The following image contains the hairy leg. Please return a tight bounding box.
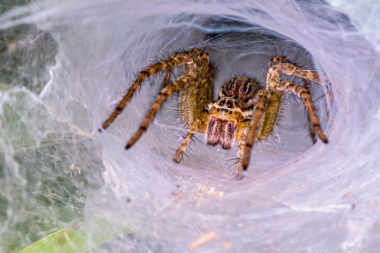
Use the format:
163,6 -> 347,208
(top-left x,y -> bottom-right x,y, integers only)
303,79 -> 317,144
161,68 -> 172,89
273,62 -> 323,84
126,75 -> 195,148
277,80 -> 328,143
237,141 -> 245,179
270,56 -> 333,124
180,64 -> 215,132
101,48 -> 207,130
175,63 -> 214,163
243,89 -> 269,170
325,80 -> 333,124
173,119 -> 200,163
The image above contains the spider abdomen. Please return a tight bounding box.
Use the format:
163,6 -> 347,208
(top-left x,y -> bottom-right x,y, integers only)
220,77 -> 261,104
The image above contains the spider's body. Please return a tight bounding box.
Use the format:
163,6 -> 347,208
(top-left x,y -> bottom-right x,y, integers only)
100,48 -> 328,179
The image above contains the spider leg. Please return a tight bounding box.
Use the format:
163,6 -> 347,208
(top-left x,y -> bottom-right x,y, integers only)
303,79 -> 317,144
101,49 -> 206,130
236,141 -> 245,179
161,68 -> 172,89
173,119 -> 200,163
180,64 -> 215,132
325,80 -> 333,124
274,62 -> 324,84
272,58 -> 333,124
174,63 -> 214,163
277,80 -> 328,143
126,75 -> 195,149
243,89 -> 269,170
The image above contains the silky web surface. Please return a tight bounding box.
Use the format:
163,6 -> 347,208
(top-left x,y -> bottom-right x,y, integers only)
0,0 -> 379,252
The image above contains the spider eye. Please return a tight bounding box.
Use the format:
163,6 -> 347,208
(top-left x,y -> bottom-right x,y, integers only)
217,108 -> 220,112
227,101 -> 233,108
219,101 -> 225,106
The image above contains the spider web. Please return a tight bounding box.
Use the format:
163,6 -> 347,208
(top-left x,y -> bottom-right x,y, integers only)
1,0 -> 380,252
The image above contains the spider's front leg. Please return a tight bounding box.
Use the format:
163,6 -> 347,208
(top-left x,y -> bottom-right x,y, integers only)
277,80 -> 328,143
236,140 -> 246,180
174,64 -> 215,163
270,56 -> 333,123
242,90 -> 270,170
100,48 -> 206,131
124,49 -> 214,155
126,75 -> 196,148
303,79 -> 317,144
173,119 -> 200,163
268,56 -> 328,143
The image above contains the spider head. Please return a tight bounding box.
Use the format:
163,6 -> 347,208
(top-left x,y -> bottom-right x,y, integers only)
204,97 -> 249,149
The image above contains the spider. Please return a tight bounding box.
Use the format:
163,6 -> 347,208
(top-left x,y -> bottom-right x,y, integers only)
100,48 -> 328,179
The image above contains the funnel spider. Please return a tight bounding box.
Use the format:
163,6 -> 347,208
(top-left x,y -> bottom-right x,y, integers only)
100,48 -> 328,179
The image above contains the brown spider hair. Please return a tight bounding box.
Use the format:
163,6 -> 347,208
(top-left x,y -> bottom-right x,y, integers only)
205,77 -> 262,149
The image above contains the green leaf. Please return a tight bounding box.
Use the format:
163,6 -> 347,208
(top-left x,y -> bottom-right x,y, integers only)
19,219 -> 132,253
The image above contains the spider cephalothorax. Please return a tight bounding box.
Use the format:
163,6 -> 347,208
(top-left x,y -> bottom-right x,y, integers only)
205,77 -> 261,149
100,48 -> 329,179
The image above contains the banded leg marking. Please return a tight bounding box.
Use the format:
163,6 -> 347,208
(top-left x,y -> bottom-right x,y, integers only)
126,75 -> 195,149
237,141 -> 245,179
173,119 -> 200,163
303,79 -> 317,144
101,49 -> 209,130
243,90 -> 268,170
277,80 -> 328,143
